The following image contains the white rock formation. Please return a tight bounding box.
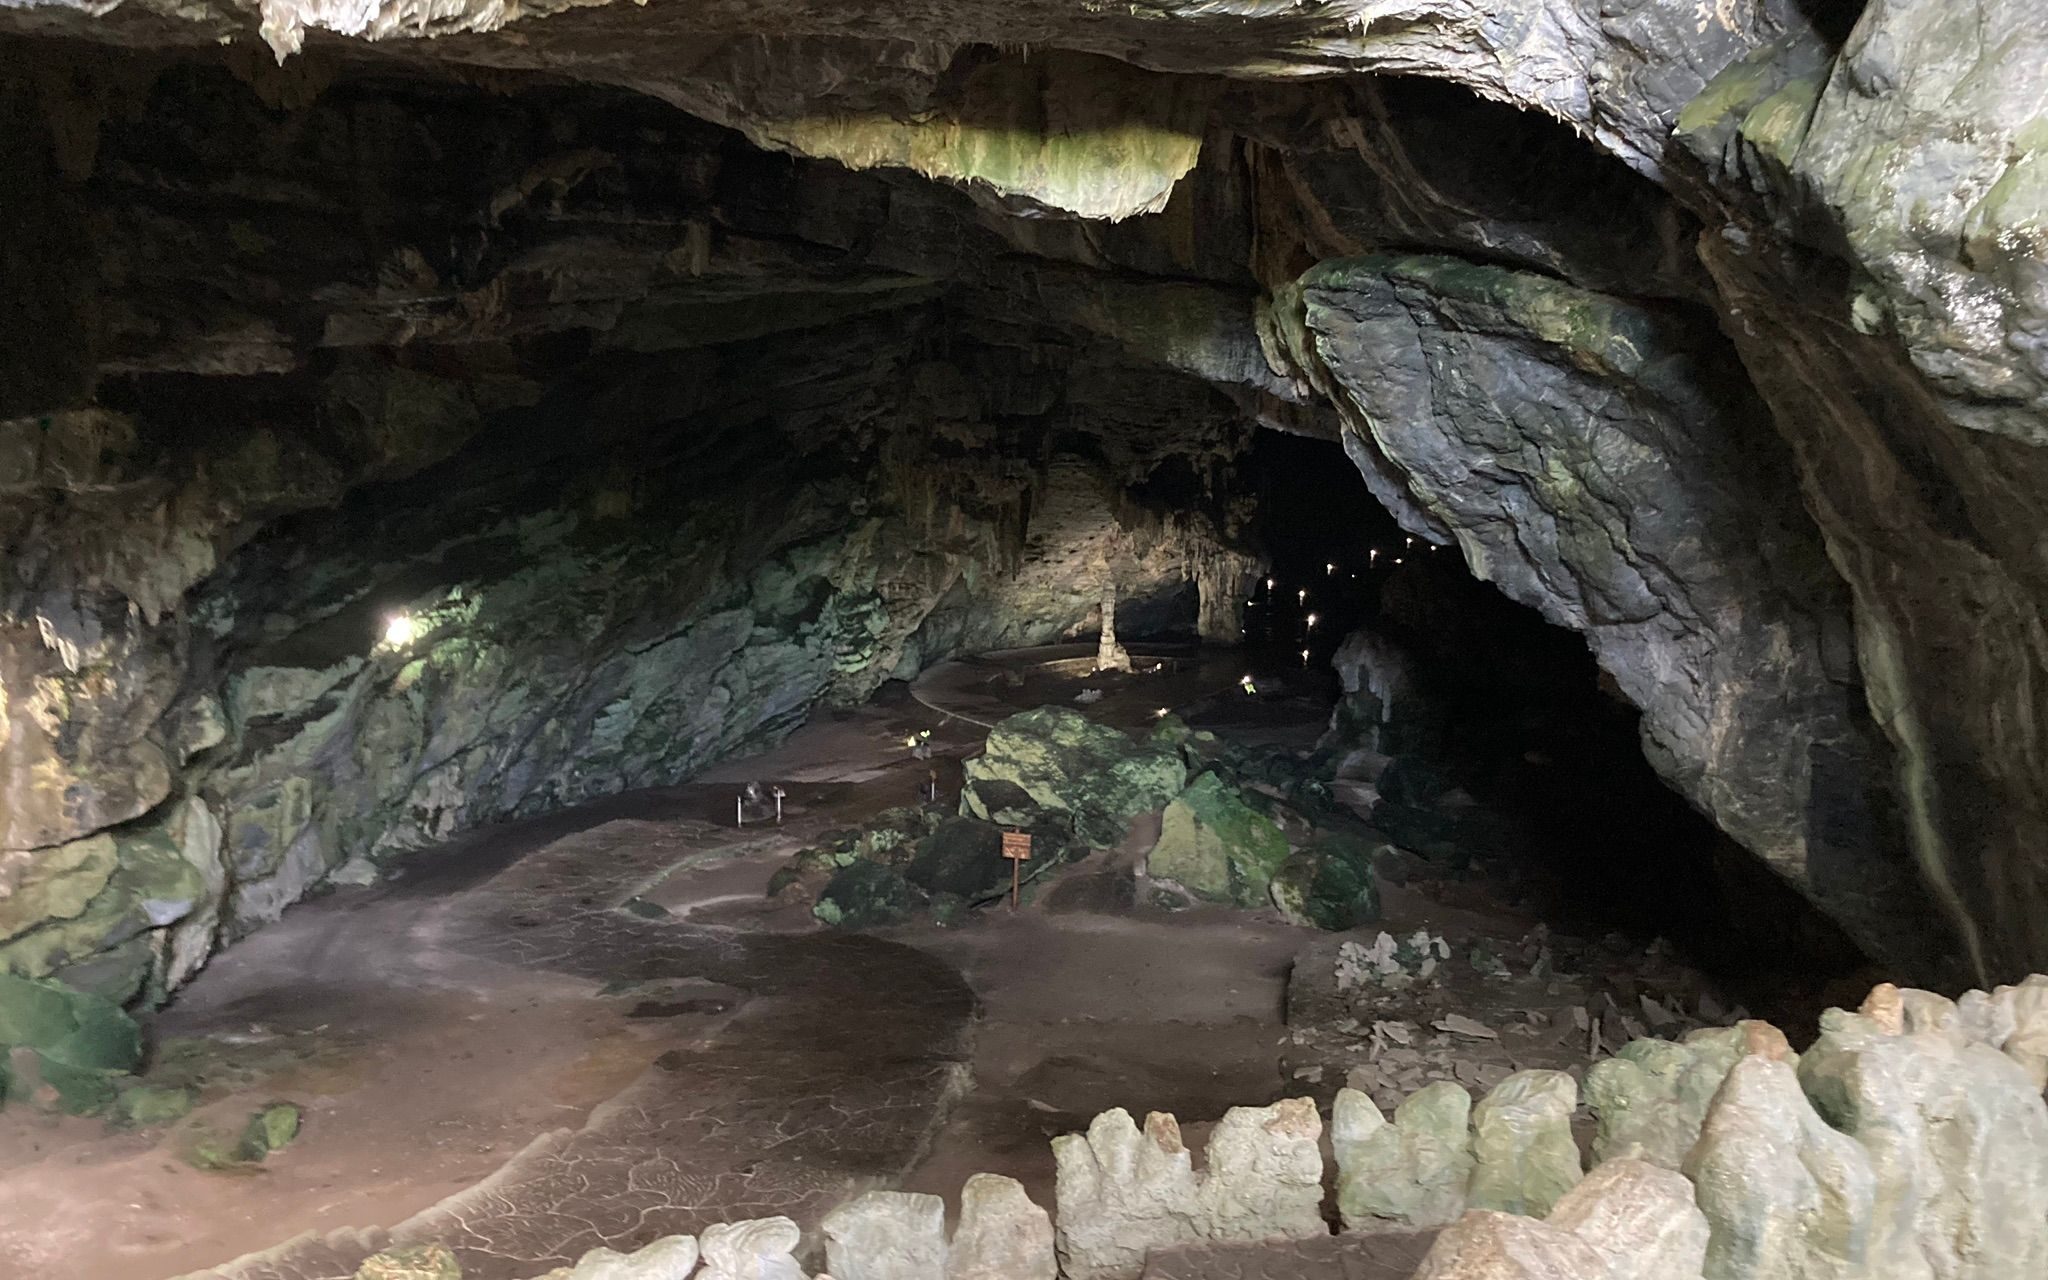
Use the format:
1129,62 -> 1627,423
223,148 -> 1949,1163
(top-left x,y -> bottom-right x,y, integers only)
1547,1159 -> 1708,1280
821,1191 -> 948,1280
1333,1080 -> 1474,1230
948,1173 -> 1056,1280
697,1218 -> 806,1280
1467,1070 -> 1582,1218
1053,1099 -> 1324,1280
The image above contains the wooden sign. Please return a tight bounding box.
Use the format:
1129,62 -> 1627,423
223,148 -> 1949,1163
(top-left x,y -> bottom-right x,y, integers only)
1001,830 -> 1032,912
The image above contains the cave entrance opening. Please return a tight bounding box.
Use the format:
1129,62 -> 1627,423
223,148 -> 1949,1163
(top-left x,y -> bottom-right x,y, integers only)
1239,430 -> 1873,1023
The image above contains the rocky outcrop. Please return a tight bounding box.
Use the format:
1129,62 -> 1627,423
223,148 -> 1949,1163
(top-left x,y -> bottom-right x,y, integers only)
962,709 -> 1187,847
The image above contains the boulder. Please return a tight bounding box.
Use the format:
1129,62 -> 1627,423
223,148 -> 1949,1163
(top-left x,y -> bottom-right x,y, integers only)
698,1218 -> 806,1280
0,972 -> 142,1071
949,1173 -> 1055,1280
905,818 -> 1007,900
240,1101 -> 302,1159
1333,1082 -> 1475,1230
1467,1070 -> 1582,1218
1146,773 -> 1290,908
110,1082 -> 196,1128
822,1190 -> 948,1280
1683,1054 -> 1875,1280
813,860 -> 928,929
962,707 -> 1186,846
1267,831 -> 1380,931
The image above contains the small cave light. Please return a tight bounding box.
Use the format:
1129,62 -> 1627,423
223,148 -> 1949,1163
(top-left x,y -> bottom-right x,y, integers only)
381,611 -> 418,649
1297,588 -> 1308,605
1393,557 -> 1404,565
1239,674 -> 1256,694
1306,612 -> 1320,629
1300,648 -> 1311,664
1155,707 -> 1170,719
1406,536 -> 1415,548
1265,577 -> 1276,591
1370,549 -> 1380,564
1325,562 -> 1335,575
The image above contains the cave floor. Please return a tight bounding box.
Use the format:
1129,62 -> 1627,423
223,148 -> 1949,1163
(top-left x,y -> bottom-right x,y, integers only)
0,647 -> 1727,1280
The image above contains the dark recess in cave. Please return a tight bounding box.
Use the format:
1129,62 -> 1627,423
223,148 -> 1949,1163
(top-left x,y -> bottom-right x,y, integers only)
1243,431 -> 1874,1022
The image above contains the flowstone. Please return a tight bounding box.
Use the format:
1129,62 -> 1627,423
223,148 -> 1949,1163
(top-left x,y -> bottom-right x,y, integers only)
1053,1099 -> 1325,1280
1333,1081 -> 1474,1230
1467,1070 -> 1582,1218
822,1190 -> 948,1280
355,1245 -> 462,1280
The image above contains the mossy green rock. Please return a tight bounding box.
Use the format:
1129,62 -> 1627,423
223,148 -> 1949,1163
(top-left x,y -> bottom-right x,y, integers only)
7,1048 -> 122,1115
0,973 -> 142,1071
240,1101 -> 301,1158
111,1082 -> 196,1128
814,860 -> 928,930
905,817 -> 1006,900
1269,832 -> 1381,931
1468,1069 -> 1583,1217
1146,773 -> 1290,907
354,1243 -> 462,1280
961,707 -> 1186,846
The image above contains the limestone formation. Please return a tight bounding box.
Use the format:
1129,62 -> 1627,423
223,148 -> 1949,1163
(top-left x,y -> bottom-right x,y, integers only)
1053,1100 -> 1325,1280
948,1173 -> 1056,1280
822,1190 -> 948,1280
538,1238 -> 700,1280
1467,1071 -> 1582,1219
1411,1158 -> 1707,1280
1546,1160 -> 1709,1280
1585,1023 -> 1791,1170
1797,1009 -> 2048,1280
1683,1056 -> 1877,1280
697,1218 -> 807,1280
1333,1081 -> 1475,1230
1410,1210 -> 1611,1280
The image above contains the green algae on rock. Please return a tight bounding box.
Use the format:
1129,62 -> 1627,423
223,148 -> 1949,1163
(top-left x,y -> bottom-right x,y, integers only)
962,708 -> 1186,848
1146,773 -> 1291,909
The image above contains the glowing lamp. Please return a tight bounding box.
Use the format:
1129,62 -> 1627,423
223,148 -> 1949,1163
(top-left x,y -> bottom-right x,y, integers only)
381,612 -> 417,649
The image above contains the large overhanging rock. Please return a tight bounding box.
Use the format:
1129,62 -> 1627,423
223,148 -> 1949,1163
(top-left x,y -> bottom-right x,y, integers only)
1274,253 -> 1951,975
1667,0 -> 2048,980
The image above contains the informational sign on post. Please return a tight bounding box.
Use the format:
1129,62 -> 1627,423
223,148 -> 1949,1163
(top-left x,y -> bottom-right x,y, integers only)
1001,831 -> 1032,911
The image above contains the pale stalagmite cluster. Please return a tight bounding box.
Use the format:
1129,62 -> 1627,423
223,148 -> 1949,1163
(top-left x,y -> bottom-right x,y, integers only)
342,975 -> 2048,1280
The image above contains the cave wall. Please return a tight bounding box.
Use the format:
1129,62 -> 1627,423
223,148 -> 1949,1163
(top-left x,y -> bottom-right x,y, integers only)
0,60 -> 1263,1001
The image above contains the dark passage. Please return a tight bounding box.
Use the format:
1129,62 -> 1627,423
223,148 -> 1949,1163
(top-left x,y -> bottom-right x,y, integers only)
1242,431 -> 1873,1023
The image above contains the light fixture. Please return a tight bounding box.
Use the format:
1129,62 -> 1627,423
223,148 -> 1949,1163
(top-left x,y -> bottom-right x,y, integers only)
1301,648 -> 1311,664
1326,562 -> 1335,575
1370,549 -> 1380,564
1297,588 -> 1308,605
381,612 -> 417,649
1265,577 -> 1276,591
1406,536 -> 1414,548
1306,612 -> 1320,629
1155,707 -> 1170,718
1393,557 -> 1404,565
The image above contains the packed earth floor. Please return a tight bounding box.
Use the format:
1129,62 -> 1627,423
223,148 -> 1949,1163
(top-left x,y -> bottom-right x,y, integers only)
0,646 -> 1823,1280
